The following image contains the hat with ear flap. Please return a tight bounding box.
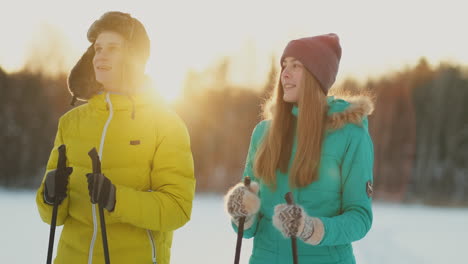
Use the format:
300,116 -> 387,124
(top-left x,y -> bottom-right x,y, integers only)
67,11 -> 150,105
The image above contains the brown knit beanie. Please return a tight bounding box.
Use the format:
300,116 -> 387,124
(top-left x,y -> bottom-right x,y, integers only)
280,33 -> 341,94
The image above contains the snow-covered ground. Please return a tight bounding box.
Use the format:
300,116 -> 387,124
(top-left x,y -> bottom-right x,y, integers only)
1,189 -> 466,263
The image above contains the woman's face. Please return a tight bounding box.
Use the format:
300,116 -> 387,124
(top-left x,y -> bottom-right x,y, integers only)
281,57 -> 304,103
93,31 -> 126,91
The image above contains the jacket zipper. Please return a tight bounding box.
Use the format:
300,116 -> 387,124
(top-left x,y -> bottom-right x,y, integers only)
88,93 -> 114,264
147,230 -> 157,264
146,189 -> 157,263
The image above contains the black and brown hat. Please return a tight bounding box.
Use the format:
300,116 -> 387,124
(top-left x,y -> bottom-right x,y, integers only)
67,11 -> 150,104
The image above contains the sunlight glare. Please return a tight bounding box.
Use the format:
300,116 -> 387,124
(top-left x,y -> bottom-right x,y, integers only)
146,63 -> 184,103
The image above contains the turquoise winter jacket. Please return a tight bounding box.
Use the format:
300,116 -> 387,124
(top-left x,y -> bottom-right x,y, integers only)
233,96 -> 374,264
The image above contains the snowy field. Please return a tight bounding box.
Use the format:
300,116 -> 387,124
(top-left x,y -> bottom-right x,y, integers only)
1,189 -> 466,264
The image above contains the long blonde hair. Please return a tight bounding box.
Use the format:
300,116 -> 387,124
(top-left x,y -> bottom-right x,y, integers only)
254,69 -> 328,188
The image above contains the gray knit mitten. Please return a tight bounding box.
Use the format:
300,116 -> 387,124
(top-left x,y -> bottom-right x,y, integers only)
273,204 -> 324,245
225,180 -> 260,229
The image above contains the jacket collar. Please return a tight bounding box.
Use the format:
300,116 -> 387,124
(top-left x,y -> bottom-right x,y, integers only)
87,78 -> 163,111
88,92 -> 152,111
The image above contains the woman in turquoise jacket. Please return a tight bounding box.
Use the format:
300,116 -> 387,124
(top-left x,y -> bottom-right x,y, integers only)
225,33 -> 374,264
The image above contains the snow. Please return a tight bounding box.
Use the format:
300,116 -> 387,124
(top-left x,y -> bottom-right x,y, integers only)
1,189 -> 466,263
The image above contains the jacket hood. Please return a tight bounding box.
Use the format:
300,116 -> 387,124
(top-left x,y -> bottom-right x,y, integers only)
326,95 -> 374,130
292,95 -> 374,130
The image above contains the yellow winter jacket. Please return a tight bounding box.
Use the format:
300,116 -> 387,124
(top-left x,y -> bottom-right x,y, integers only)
36,91 -> 196,264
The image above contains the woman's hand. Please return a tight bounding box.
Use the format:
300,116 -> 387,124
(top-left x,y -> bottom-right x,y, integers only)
273,203 -> 317,243
224,180 -> 260,228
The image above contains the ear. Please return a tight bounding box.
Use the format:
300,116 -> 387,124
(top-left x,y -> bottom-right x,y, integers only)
67,44 -> 101,101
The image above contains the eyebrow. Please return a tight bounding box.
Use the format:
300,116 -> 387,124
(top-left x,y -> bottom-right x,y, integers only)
94,42 -> 122,47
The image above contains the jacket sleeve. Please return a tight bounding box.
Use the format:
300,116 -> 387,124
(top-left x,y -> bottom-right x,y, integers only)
35,118 -> 70,226
317,122 -> 374,246
231,121 -> 266,238
111,112 -> 196,232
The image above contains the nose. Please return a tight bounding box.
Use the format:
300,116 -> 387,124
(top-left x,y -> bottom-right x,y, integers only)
95,47 -> 111,60
281,67 -> 291,80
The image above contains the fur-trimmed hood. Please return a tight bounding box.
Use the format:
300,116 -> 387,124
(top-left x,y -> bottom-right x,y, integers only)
326,95 -> 374,130
290,95 -> 374,130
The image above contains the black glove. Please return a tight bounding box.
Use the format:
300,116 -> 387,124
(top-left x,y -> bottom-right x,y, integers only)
43,167 -> 73,205
86,173 -> 116,212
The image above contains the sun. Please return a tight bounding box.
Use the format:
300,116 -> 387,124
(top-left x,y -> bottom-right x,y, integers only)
145,65 -> 184,103
158,84 -> 181,103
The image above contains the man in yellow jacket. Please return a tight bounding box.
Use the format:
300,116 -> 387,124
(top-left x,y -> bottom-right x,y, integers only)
36,11 -> 195,264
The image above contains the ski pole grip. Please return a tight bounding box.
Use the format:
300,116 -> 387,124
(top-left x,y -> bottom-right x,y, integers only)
285,192 -> 294,205
55,144 -> 68,200
57,144 -> 67,170
88,147 -> 101,174
243,176 -> 251,188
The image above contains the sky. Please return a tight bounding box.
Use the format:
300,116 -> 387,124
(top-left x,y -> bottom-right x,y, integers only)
1,0 -> 467,101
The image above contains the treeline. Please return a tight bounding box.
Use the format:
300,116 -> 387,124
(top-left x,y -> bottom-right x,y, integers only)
0,68 -> 72,188
331,59 -> 468,205
1,58 -> 467,205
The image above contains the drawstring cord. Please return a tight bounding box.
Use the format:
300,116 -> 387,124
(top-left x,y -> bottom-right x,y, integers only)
70,95 -> 77,106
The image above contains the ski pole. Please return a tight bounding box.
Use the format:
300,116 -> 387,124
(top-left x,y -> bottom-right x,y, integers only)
88,147 -> 111,264
285,192 -> 298,264
46,144 -> 67,264
234,176 -> 251,264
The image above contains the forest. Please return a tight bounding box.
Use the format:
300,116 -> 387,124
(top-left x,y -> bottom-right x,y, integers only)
1,57 -> 467,205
